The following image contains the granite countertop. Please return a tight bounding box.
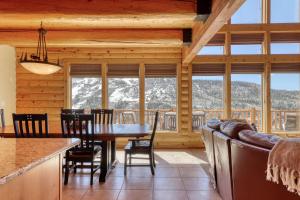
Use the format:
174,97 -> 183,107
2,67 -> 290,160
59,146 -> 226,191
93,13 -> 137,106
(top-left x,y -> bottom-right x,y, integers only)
0,138 -> 80,185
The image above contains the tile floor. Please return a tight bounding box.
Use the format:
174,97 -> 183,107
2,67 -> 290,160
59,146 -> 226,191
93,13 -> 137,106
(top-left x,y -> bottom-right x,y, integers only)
63,149 -> 222,200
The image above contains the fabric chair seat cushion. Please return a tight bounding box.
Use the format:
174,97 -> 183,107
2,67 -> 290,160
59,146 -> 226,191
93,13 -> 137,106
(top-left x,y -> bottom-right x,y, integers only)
238,130 -> 282,149
70,146 -> 101,157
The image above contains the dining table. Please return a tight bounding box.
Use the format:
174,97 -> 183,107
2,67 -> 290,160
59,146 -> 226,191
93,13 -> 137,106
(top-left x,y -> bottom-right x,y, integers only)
0,122 -> 151,182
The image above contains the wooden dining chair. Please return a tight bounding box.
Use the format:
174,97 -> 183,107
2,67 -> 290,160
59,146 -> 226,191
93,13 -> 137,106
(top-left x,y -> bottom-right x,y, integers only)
12,113 -> 48,137
91,109 -> 114,124
61,108 -> 85,115
91,109 -> 114,147
0,109 -> 5,128
64,114 -> 101,185
124,111 -> 158,175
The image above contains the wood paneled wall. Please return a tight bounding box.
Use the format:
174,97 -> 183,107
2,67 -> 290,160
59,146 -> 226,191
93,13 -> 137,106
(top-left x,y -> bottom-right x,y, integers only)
16,64 -> 65,122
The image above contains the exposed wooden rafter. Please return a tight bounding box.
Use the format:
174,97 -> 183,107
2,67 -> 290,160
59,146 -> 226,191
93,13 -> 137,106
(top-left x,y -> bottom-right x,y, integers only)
0,0 -> 196,29
0,29 -> 183,48
183,0 -> 245,65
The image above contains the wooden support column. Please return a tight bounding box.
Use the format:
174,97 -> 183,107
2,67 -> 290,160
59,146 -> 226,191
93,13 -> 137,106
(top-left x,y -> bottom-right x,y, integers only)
101,63 -> 108,109
224,62 -> 232,119
63,61 -> 71,108
263,62 -> 271,132
224,30 -> 231,119
176,63 -> 182,133
139,63 -> 145,125
263,30 -> 271,132
179,63 -> 192,135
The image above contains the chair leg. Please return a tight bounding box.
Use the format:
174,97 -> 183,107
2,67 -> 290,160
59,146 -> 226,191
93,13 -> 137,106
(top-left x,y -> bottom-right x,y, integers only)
129,152 -> 132,165
149,152 -> 155,175
124,151 -> 128,176
152,151 -> 156,168
64,160 -> 70,185
90,161 -> 94,185
73,161 -> 77,173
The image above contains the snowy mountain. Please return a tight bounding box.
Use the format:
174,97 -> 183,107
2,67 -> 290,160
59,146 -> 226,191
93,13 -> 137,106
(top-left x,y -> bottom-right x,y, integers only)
72,78 -> 300,110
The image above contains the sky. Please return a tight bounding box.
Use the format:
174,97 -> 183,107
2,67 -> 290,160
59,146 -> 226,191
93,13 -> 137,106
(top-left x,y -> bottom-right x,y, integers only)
197,0 -> 300,91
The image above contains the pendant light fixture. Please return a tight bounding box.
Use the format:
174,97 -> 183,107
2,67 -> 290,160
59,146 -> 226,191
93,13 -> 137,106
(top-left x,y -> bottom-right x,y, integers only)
19,22 -> 62,75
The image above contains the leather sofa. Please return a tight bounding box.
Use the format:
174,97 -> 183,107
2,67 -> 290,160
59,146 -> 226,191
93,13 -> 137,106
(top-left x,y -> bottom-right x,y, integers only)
202,119 -> 299,200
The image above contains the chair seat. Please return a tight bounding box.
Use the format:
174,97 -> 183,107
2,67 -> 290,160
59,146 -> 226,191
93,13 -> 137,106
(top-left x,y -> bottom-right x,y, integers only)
125,140 -> 151,153
69,146 -> 101,158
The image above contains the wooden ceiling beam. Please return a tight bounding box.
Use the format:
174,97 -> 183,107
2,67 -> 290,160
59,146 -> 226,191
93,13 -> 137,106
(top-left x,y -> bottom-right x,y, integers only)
182,0 -> 245,65
0,29 -> 183,48
0,0 -> 196,29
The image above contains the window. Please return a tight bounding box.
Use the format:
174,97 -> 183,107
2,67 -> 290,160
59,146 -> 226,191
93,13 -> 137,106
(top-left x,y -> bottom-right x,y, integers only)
271,0 -> 300,23
231,0 -> 262,24
70,64 -> 102,109
145,64 -> 177,131
271,64 -> 300,132
72,78 -> 102,109
231,64 -> 264,130
192,64 -> 225,130
192,76 -> 224,130
231,44 -> 262,55
198,46 -> 224,55
107,64 -> 140,124
271,43 -> 300,54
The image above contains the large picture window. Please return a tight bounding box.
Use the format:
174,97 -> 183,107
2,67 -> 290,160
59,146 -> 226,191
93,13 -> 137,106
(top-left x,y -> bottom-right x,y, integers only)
192,76 -> 224,130
70,64 -> 102,109
72,78 -> 102,109
107,64 -> 140,124
271,64 -> 300,132
231,64 -> 264,130
192,64 -> 225,130
144,64 -> 177,131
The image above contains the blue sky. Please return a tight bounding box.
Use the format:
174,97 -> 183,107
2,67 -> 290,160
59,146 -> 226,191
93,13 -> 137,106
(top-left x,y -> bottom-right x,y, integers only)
197,0 -> 300,91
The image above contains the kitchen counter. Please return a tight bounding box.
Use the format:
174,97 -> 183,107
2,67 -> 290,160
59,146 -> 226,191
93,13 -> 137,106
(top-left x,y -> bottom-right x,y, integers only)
0,138 -> 80,200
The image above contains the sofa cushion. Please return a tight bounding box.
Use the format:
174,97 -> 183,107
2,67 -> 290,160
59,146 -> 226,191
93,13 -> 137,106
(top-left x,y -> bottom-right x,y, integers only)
207,119 -> 248,131
238,130 -> 282,149
207,119 -> 222,130
220,121 -> 253,139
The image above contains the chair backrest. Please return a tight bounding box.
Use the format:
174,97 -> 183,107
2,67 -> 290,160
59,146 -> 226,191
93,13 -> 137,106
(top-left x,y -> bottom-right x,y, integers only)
78,114 -> 95,150
0,109 -> 5,128
61,108 -> 84,115
150,111 -> 159,147
61,113 -> 77,138
12,113 -> 48,137
91,109 -> 113,124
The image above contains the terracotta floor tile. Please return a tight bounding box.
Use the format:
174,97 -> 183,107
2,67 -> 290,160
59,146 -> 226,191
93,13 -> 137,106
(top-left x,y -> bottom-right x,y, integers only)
117,190 -> 152,200
186,190 -> 222,200
82,190 -> 120,200
153,190 -> 188,200
92,177 -> 124,190
122,177 -> 154,190
155,167 -> 180,178
125,167 -> 154,178
179,167 -> 209,178
62,188 -> 87,200
182,177 -> 214,191
154,178 -> 185,190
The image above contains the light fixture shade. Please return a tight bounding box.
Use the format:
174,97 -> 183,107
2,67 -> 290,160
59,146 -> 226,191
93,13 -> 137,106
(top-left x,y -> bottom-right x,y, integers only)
20,61 -> 62,75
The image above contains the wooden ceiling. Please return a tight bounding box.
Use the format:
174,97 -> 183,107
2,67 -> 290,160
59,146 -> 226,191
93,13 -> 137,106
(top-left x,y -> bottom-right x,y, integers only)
0,0 -> 245,64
